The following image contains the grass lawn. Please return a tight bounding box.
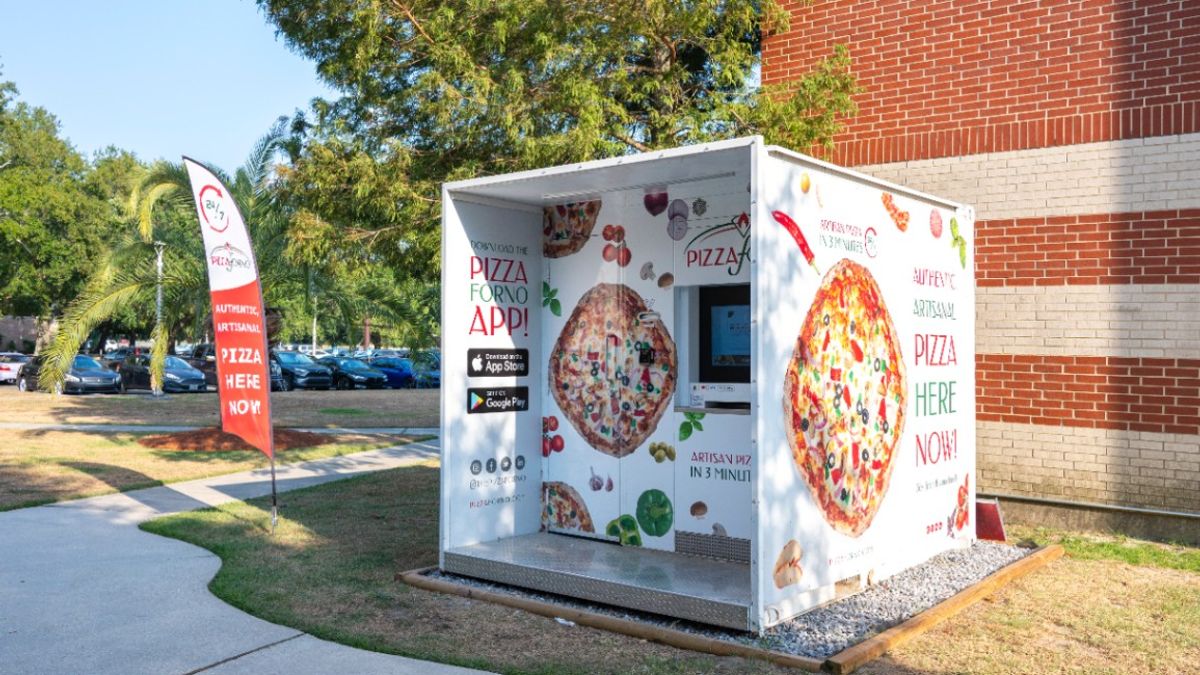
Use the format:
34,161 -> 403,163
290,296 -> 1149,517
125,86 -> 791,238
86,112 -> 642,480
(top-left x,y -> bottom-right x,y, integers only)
0,387 -> 439,428
0,429 -> 418,511
860,556 -> 1200,675
142,465 -> 787,675
1005,523 -> 1200,573
143,467 -> 1200,675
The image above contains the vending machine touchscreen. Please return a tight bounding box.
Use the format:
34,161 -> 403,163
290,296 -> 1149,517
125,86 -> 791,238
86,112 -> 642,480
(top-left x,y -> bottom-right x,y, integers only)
695,283 -> 751,408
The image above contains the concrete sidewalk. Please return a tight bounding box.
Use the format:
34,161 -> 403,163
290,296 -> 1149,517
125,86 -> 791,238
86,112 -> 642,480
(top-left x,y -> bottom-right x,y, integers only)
0,439 -> 489,675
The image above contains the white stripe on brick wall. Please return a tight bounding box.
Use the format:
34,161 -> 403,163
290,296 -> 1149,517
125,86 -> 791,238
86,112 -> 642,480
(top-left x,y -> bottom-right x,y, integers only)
977,420 -> 1199,513
977,284 -> 1200,357
859,132 -> 1200,220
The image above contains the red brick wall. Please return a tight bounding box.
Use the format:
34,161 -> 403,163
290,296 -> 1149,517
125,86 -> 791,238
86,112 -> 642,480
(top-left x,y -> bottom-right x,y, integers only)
976,209 -> 1200,287
977,355 -> 1200,435
764,0 -> 1200,164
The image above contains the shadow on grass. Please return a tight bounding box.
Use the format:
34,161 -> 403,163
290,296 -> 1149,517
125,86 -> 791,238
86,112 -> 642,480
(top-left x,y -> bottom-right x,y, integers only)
141,440 -> 441,518
61,461 -> 164,493
0,387 -> 440,430
143,461 -> 938,675
0,458 -> 166,512
8,388 -> 219,426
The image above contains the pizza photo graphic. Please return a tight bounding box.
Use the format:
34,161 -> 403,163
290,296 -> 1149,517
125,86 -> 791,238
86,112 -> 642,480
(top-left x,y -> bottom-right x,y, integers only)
783,259 -> 906,537
543,200 -> 601,258
549,283 -> 677,457
542,481 -> 595,533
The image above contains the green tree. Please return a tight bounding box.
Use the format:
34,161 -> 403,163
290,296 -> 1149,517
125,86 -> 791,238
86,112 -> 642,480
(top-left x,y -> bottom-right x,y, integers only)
37,129 -> 302,391
261,0 -> 856,273
0,78 -> 118,327
36,125 -> 423,393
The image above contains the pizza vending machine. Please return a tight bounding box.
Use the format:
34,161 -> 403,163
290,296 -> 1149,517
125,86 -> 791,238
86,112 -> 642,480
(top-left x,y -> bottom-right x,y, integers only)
439,137 -> 976,632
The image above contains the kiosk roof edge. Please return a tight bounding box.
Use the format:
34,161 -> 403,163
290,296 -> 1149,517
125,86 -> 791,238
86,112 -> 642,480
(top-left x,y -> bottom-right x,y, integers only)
766,146 -> 969,213
443,136 -> 762,193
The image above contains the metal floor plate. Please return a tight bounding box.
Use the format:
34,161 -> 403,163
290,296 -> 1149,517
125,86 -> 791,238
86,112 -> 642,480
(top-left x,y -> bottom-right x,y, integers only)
444,533 -> 752,630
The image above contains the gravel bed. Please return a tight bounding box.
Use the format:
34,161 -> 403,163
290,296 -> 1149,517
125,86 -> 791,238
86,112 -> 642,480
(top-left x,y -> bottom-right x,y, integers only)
424,540 -> 1032,660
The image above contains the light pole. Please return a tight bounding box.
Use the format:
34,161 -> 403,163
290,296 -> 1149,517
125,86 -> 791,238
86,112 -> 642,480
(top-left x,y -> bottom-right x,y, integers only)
153,241 -> 166,397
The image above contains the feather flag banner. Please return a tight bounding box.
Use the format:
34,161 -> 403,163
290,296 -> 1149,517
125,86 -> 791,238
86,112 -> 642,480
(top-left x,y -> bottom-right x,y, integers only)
183,157 -> 275,460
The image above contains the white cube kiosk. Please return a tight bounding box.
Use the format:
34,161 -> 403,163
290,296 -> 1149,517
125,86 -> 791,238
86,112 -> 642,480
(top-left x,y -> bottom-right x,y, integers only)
439,137 -> 976,632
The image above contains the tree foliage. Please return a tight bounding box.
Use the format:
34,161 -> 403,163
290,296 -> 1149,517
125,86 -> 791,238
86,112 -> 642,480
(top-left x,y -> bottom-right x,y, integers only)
260,0 -> 857,271
36,127 -> 296,389
0,78 -> 120,319
36,124 -> 436,390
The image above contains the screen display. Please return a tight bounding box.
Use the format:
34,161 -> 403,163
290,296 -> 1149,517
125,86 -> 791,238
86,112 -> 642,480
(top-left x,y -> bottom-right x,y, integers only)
711,304 -> 751,367
698,283 -> 751,384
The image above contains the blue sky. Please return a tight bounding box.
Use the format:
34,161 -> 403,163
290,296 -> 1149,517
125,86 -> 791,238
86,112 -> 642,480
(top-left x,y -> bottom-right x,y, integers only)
0,0 -> 333,173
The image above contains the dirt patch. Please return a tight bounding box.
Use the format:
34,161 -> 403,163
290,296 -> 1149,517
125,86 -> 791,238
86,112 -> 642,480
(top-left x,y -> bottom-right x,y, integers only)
138,427 -> 330,452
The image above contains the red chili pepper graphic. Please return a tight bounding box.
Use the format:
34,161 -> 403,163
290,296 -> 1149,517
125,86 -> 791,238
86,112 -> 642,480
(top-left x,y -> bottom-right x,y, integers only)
770,210 -> 820,275
851,340 -> 864,362
842,384 -> 851,408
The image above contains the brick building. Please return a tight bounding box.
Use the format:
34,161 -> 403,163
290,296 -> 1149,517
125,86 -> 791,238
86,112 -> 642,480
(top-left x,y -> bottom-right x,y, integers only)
764,0 -> 1199,538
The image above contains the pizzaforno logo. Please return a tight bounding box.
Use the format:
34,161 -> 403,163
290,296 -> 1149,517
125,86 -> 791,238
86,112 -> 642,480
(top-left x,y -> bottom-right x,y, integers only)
209,243 -> 253,273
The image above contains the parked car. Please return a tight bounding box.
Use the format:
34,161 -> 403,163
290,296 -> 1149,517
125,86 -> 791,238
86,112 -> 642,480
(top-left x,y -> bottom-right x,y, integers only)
365,356 -> 416,388
270,351 -> 332,391
352,348 -> 406,360
186,343 -> 220,385
186,342 -> 286,391
18,354 -> 121,394
412,351 -> 441,388
269,358 -> 286,391
115,355 -> 207,393
0,352 -> 30,384
101,346 -> 137,368
317,356 -> 388,390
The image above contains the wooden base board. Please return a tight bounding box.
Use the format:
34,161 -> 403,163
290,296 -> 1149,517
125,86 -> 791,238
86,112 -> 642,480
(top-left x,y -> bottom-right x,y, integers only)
400,567 -> 824,671
400,544 -> 1064,673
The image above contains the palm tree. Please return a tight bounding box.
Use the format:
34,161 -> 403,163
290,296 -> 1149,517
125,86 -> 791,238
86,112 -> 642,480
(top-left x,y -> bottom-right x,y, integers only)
40,121 -> 435,394
38,125 -> 303,391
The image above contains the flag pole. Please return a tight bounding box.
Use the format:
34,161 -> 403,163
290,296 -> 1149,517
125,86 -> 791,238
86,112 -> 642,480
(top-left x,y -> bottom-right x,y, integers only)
270,453 -> 278,534
268,367 -> 278,535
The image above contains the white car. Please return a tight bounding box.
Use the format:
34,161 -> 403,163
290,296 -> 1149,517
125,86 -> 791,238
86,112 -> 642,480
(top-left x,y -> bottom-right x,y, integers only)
0,353 -> 31,384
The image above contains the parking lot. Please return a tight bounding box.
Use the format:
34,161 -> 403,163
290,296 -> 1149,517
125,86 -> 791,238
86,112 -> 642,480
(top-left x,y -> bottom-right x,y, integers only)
0,386 -> 440,429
